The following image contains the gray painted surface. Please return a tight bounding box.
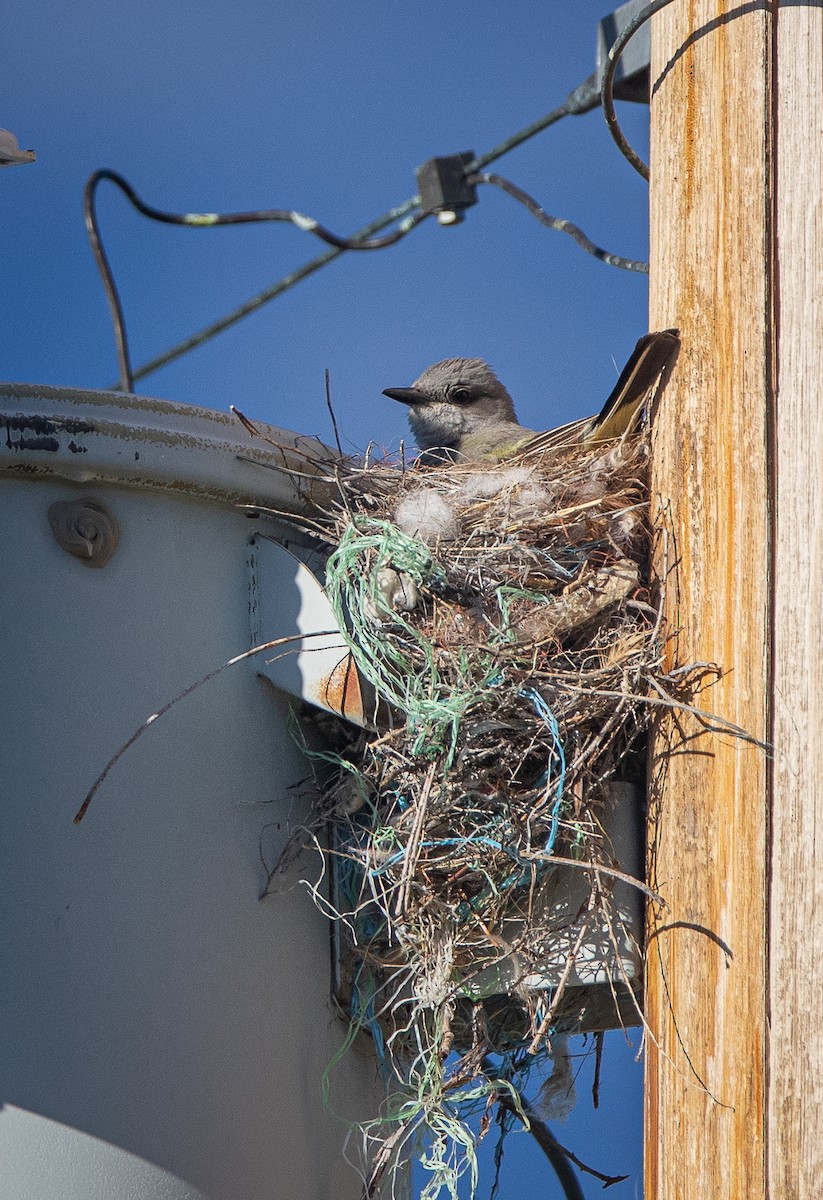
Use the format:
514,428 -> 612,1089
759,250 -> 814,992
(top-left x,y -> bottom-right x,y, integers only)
0,387 -> 379,1199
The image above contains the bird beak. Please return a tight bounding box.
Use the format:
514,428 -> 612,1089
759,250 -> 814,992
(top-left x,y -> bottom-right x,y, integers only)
382,387 -> 426,406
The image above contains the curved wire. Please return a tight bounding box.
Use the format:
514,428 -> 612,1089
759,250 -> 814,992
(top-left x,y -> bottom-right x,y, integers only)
468,172 -> 649,274
87,168 -> 428,248
601,0 -> 676,180
84,174 -> 136,391
85,169 -> 428,390
116,76 -> 607,388
127,198 -> 420,388
96,50 -> 652,391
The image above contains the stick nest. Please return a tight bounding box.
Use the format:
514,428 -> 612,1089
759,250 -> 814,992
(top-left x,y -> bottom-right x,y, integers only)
268,429 -> 698,1197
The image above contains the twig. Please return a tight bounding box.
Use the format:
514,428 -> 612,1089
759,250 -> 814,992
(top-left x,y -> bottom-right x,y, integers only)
528,892 -> 596,1054
324,367 -> 344,456
522,851 -> 665,905
393,760 -> 436,917
497,1088 -> 629,1193
73,631 -> 336,823
592,1030 -> 604,1109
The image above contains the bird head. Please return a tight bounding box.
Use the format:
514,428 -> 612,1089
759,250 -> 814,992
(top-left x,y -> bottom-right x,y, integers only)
383,358 -> 518,454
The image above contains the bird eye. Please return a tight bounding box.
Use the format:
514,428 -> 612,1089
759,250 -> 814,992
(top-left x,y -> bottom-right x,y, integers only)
451,387 -> 472,404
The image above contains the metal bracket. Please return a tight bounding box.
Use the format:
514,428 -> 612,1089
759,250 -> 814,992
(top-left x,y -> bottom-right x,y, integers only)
597,0 -> 652,104
248,533 -> 368,726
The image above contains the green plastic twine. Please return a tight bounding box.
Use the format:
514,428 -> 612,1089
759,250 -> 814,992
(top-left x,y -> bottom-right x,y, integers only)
325,518 -> 497,764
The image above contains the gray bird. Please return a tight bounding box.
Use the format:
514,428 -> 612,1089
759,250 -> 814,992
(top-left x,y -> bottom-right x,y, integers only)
383,329 -> 680,462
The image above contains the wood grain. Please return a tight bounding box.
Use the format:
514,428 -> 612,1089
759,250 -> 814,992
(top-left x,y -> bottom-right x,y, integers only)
769,7 -> 823,1198
646,3 -> 771,1196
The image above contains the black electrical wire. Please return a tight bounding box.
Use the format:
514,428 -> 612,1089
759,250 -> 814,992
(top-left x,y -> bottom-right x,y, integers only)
87,169 -> 428,250
84,174 -> 136,392
601,0 -> 676,180
468,172 -> 649,273
464,74 -> 602,176
125,197 -> 420,389
85,169 -> 430,391
94,59 -> 644,391
119,85 -> 605,388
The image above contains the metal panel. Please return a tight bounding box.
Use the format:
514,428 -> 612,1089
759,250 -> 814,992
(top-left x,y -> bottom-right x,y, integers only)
0,384 -> 379,1200
0,381 -> 338,512
248,534 -> 367,726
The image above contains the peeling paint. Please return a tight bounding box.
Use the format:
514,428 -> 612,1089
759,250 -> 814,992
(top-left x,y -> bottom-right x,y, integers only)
0,383 -> 339,515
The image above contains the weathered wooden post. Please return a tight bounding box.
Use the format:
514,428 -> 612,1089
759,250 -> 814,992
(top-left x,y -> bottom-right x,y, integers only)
646,3 -> 823,1197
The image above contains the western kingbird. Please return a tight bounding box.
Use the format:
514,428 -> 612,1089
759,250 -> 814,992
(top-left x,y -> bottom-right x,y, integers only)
383,329 -> 679,462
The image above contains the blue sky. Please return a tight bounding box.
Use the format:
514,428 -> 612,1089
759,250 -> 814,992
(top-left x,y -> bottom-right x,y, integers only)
2,2 -> 651,1195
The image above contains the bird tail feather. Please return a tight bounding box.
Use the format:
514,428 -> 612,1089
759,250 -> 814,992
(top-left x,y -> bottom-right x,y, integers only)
506,329 -> 680,460
586,328 -> 680,443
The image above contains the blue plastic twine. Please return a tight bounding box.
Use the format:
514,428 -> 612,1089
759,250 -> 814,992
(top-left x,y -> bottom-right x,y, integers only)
519,686 -> 566,854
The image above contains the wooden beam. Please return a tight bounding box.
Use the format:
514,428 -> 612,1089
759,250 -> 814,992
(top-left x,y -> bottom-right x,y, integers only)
645,3 -> 772,1196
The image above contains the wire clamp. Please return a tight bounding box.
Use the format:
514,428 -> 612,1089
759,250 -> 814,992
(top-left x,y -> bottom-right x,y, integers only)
415,152 -> 478,225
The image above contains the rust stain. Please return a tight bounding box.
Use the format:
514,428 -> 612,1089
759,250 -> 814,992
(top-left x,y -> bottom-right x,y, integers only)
683,0 -> 697,215
313,651 -> 365,725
